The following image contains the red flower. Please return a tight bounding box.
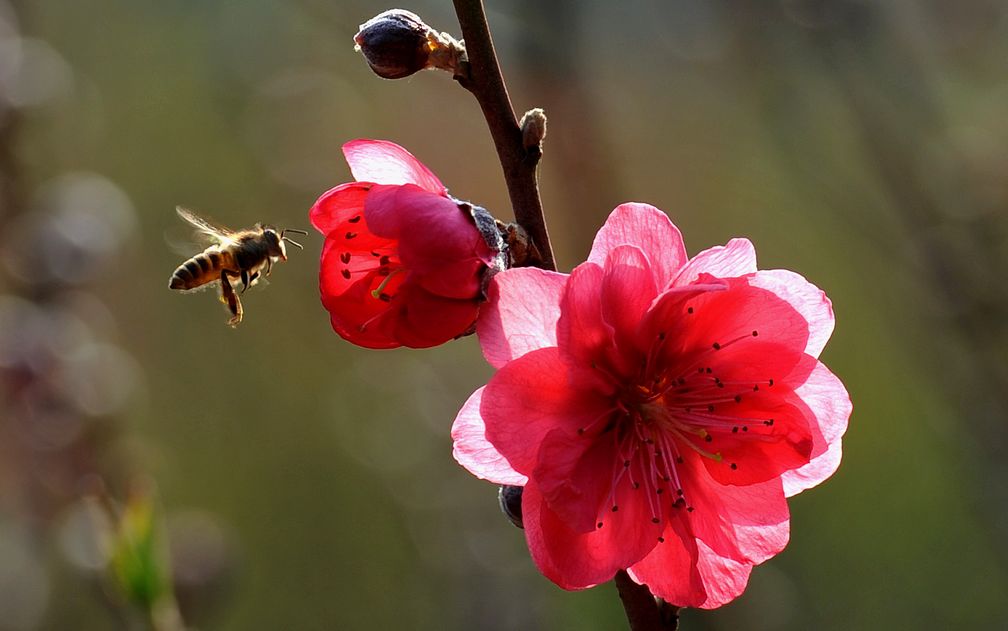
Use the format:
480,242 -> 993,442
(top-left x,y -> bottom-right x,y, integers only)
452,203 -> 850,608
310,140 -> 502,348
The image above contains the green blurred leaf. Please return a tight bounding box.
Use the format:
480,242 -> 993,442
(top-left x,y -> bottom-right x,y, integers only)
109,491 -> 170,611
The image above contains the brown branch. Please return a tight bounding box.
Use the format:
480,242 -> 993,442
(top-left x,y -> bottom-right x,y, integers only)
614,571 -> 680,631
450,0 -> 556,271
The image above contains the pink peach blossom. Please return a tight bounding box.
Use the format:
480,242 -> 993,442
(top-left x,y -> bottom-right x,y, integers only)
310,140 -> 501,348
452,203 -> 850,608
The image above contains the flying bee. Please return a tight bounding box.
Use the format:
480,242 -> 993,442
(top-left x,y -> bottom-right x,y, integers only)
169,206 -> 306,327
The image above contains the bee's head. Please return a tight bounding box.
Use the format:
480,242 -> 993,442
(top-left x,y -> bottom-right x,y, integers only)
262,227 -> 287,260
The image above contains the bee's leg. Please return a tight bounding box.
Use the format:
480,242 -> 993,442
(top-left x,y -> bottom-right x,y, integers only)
240,270 -> 259,295
219,271 -> 243,327
265,258 -> 273,277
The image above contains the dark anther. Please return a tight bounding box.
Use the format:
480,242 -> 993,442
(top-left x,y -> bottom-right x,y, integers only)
624,460 -> 631,468
707,404 -> 715,412
378,293 -> 392,302
734,395 -> 742,403
341,269 -> 351,279
705,367 -> 712,374
730,463 -> 738,470
676,456 -> 684,464
597,522 -> 604,529
345,232 -> 357,239
651,517 -> 660,524
687,307 -> 694,314
712,342 -> 721,350
752,330 -> 758,337
656,488 -> 663,495
742,426 -> 749,432
349,215 -> 362,223
753,385 -> 760,391
340,252 -> 351,264
769,379 -> 774,386
658,536 -> 665,543
380,255 -> 391,265
612,505 -> 619,512
732,426 -> 739,433
704,434 -> 713,443
687,506 -> 694,513
658,332 -> 666,340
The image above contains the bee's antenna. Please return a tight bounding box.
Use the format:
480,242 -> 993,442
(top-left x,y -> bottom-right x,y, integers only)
280,228 -> 307,250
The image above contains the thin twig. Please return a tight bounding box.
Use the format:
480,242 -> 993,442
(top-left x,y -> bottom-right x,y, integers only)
450,0 -> 556,271
615,571 -> 680,631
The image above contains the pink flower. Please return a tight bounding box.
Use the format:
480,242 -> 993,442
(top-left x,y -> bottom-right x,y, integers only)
452,203 -> 850,608
310,140 -> 502,348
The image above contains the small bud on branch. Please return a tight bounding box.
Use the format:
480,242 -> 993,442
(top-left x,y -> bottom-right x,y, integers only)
519,108 -> 547,157
354,9 -> 466,79
498,485 -> 524,529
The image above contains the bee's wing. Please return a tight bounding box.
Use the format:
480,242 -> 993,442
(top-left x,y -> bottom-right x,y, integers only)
176,206 -> 237,246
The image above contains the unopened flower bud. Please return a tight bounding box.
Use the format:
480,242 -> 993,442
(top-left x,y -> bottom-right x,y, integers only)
520,108 -> 547,154
354,9 -> 434,79
498,485 -> 524,529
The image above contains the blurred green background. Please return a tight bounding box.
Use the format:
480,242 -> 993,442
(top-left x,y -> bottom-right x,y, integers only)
2,0 -> 1007,629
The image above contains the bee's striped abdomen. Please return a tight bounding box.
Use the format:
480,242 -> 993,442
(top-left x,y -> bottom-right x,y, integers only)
169,248 -> 232,290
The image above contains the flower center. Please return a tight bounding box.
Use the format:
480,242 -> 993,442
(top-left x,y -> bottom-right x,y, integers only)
583,312 -> 778,538
370,267 -> 404,300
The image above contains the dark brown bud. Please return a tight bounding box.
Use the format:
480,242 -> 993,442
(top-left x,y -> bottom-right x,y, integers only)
354,9 -> 434,79
498,485 -> 524,529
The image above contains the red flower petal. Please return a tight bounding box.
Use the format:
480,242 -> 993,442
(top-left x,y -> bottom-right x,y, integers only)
319,237 -> 401,349
781,359 -> 850,496
523,478 -> 662,590
477,267 -> 568,368
556,262 -> 617,370
451,386 -> 528,486
675,454 -> 790,565
342,139 -> 447,195
748,269 -> 834,358
674,238 -> 757,286
389,282 -> 481,348
481,348 -> 614,478
625,519 -> 705,607
309,182 -> 372,236
588,203 -> 688,288
631,538 -> 755,609
600,245 -> 659,354
667,275 -> 812,365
